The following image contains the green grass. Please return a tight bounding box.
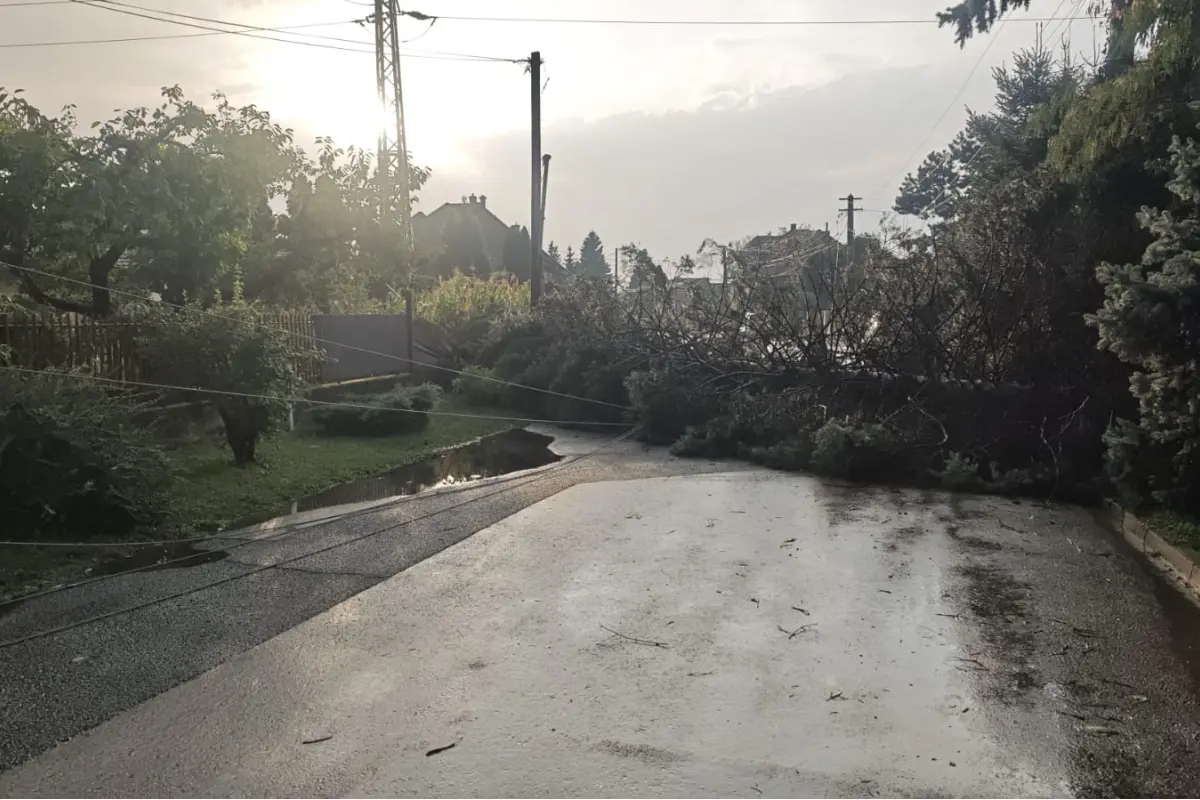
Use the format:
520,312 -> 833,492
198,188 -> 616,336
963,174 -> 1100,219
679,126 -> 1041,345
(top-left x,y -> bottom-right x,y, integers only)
167,396 -> 515,533
0,397 -> 518,602
1143,508 -> 1200,551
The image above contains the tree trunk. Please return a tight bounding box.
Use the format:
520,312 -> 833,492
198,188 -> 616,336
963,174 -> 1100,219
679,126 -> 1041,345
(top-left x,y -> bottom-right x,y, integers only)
10,244 -> 126,317
218,407 -> 259,466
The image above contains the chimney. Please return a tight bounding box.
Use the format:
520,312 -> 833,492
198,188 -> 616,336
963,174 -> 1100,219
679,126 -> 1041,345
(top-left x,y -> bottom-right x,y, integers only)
469,193 -> 478,204
790,223 -> 797,233
479,194 -> 487,207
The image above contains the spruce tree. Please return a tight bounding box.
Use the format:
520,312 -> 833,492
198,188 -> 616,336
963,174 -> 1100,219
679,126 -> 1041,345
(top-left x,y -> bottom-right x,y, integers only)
578,231 -> 610,279
1090,129 -> 1200,509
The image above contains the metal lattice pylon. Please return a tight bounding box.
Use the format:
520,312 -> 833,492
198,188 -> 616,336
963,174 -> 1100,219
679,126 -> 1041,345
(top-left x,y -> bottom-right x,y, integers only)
374,0 -> 413,244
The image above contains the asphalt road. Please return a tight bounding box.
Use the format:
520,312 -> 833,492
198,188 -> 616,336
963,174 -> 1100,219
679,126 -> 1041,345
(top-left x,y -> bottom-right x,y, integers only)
2,434 -> 1200,796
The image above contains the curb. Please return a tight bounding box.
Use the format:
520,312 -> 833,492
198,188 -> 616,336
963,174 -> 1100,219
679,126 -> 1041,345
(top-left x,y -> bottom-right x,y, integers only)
1101,500 -> 1200,595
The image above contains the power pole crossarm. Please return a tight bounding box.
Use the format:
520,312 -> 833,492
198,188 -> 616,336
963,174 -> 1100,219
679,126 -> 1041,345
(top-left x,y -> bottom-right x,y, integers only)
838,193 -> 864,248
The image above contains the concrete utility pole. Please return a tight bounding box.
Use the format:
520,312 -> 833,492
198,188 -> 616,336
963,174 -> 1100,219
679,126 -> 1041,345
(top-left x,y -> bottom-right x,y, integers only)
839,194 -> 863,249
529,51 -> 544,307
375,0 -> 415,372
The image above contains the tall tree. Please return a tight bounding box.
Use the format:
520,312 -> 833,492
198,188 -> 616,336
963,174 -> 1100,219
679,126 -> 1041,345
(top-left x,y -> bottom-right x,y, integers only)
937,1 -> 1138,78
0,87 -> 297,315
546,241 -> 561,264
894,42 -> 1080,220
564,245 -> 577,274
436,213 -> 490,276
578,231 -> 610,279
502,225 -> 533,282
1090,128 -> 1200,510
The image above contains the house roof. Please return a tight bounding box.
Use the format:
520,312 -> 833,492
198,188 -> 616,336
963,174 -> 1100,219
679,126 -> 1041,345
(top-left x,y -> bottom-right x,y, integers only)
412,195 -> 566,281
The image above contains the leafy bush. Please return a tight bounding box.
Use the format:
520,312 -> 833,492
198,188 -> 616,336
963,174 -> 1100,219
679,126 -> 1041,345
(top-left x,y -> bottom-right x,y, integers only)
474,282 -> 638,425
936,451 -> 986,491
452,365 -> 507,406
312,384 -> 437,436
0,367 -> 172,541
133,304 -> 318,465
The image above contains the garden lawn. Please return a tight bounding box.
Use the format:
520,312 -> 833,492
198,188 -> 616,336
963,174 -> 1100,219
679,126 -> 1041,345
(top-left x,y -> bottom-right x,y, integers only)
0,398 -> 519,601
167,397 -> 517,533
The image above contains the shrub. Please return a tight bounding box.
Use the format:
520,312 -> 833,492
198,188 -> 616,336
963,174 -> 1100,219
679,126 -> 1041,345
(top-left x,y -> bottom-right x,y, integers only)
312,384 -> 436,436
936,451 -> 986,491
452,365 -> 507,406
809,420 -> 909,481
414,273 -> 529,355
133,304 -> 319,465
0,367 -> 172,541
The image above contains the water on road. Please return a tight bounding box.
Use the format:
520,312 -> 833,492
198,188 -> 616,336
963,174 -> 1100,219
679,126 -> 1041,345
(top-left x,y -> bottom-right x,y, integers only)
3,465 -> 1199,797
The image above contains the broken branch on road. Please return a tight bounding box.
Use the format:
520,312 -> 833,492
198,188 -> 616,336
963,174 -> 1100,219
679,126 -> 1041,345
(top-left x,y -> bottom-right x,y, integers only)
301,735 -> 333,745
778,623 -> 818,640
599,624 -> 669,648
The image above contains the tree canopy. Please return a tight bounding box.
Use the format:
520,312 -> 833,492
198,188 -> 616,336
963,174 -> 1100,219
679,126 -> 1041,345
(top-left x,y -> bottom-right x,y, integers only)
0,86 -> 430,315
577,231 -> 610,279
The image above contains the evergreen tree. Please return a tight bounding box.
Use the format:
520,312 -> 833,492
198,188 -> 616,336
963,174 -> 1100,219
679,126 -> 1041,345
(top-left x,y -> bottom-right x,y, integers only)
894,42 -> 1078,220
578,231 -> 610,279
564,245 -> 577,275
501,225 -> 533,282
437,214 -> 489,277
546,240 -> 561,265
1090,129 -> 1200,510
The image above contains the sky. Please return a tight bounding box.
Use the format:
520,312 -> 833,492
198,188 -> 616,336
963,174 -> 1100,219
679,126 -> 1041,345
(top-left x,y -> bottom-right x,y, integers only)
1,0 -> 1105,261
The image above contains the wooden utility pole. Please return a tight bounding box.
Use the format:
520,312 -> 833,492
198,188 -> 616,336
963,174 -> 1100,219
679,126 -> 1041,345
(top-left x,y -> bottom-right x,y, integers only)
839,193 -> 863,249
529,51 -> 544,307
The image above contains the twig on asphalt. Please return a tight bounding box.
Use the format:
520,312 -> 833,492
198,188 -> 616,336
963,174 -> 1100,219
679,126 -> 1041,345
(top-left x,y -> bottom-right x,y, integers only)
750,597 -> 760,607
935,613 -> 961,619
951,657 -> 990,672
777,623 -> 818,640
827,690 -> 845,701
686,670 -> 716,677
781,538 -> 797,546
996,519 -> 1029,534
1055,709 -> 1088,721
1100,677 -> 1137,690
791,605 -> 811,615
877,589 -> 893,594
1083,724 -> 1122,736
302,735 -> 333,745
426,742 -> 457,757
599,624 -> 669,648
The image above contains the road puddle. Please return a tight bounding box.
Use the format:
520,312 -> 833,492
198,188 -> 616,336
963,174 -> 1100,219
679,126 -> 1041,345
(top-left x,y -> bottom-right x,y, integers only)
290,428 -> 560,514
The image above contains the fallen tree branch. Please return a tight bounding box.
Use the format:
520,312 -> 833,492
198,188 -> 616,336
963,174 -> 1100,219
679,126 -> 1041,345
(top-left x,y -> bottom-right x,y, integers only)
599,624 -> 669,648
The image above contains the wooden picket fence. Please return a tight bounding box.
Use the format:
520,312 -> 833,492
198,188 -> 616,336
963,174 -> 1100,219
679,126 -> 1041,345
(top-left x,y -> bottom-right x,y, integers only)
0,311 -> 322,385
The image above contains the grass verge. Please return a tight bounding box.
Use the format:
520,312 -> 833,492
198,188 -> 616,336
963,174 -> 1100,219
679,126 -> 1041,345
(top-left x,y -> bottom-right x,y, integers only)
1143,508 -> 1200,551
0,397 -> 518,603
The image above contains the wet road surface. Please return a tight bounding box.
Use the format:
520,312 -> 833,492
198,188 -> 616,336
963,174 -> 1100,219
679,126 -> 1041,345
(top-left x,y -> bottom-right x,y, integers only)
3,441 -> 1200,796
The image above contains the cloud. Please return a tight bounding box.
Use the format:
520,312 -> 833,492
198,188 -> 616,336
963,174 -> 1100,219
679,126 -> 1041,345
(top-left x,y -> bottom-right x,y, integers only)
422,61 -> 998,258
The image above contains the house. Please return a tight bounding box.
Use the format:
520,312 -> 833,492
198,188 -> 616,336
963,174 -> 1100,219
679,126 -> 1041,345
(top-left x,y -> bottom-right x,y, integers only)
411,193 -> 566,282
736,223 -> 847,329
